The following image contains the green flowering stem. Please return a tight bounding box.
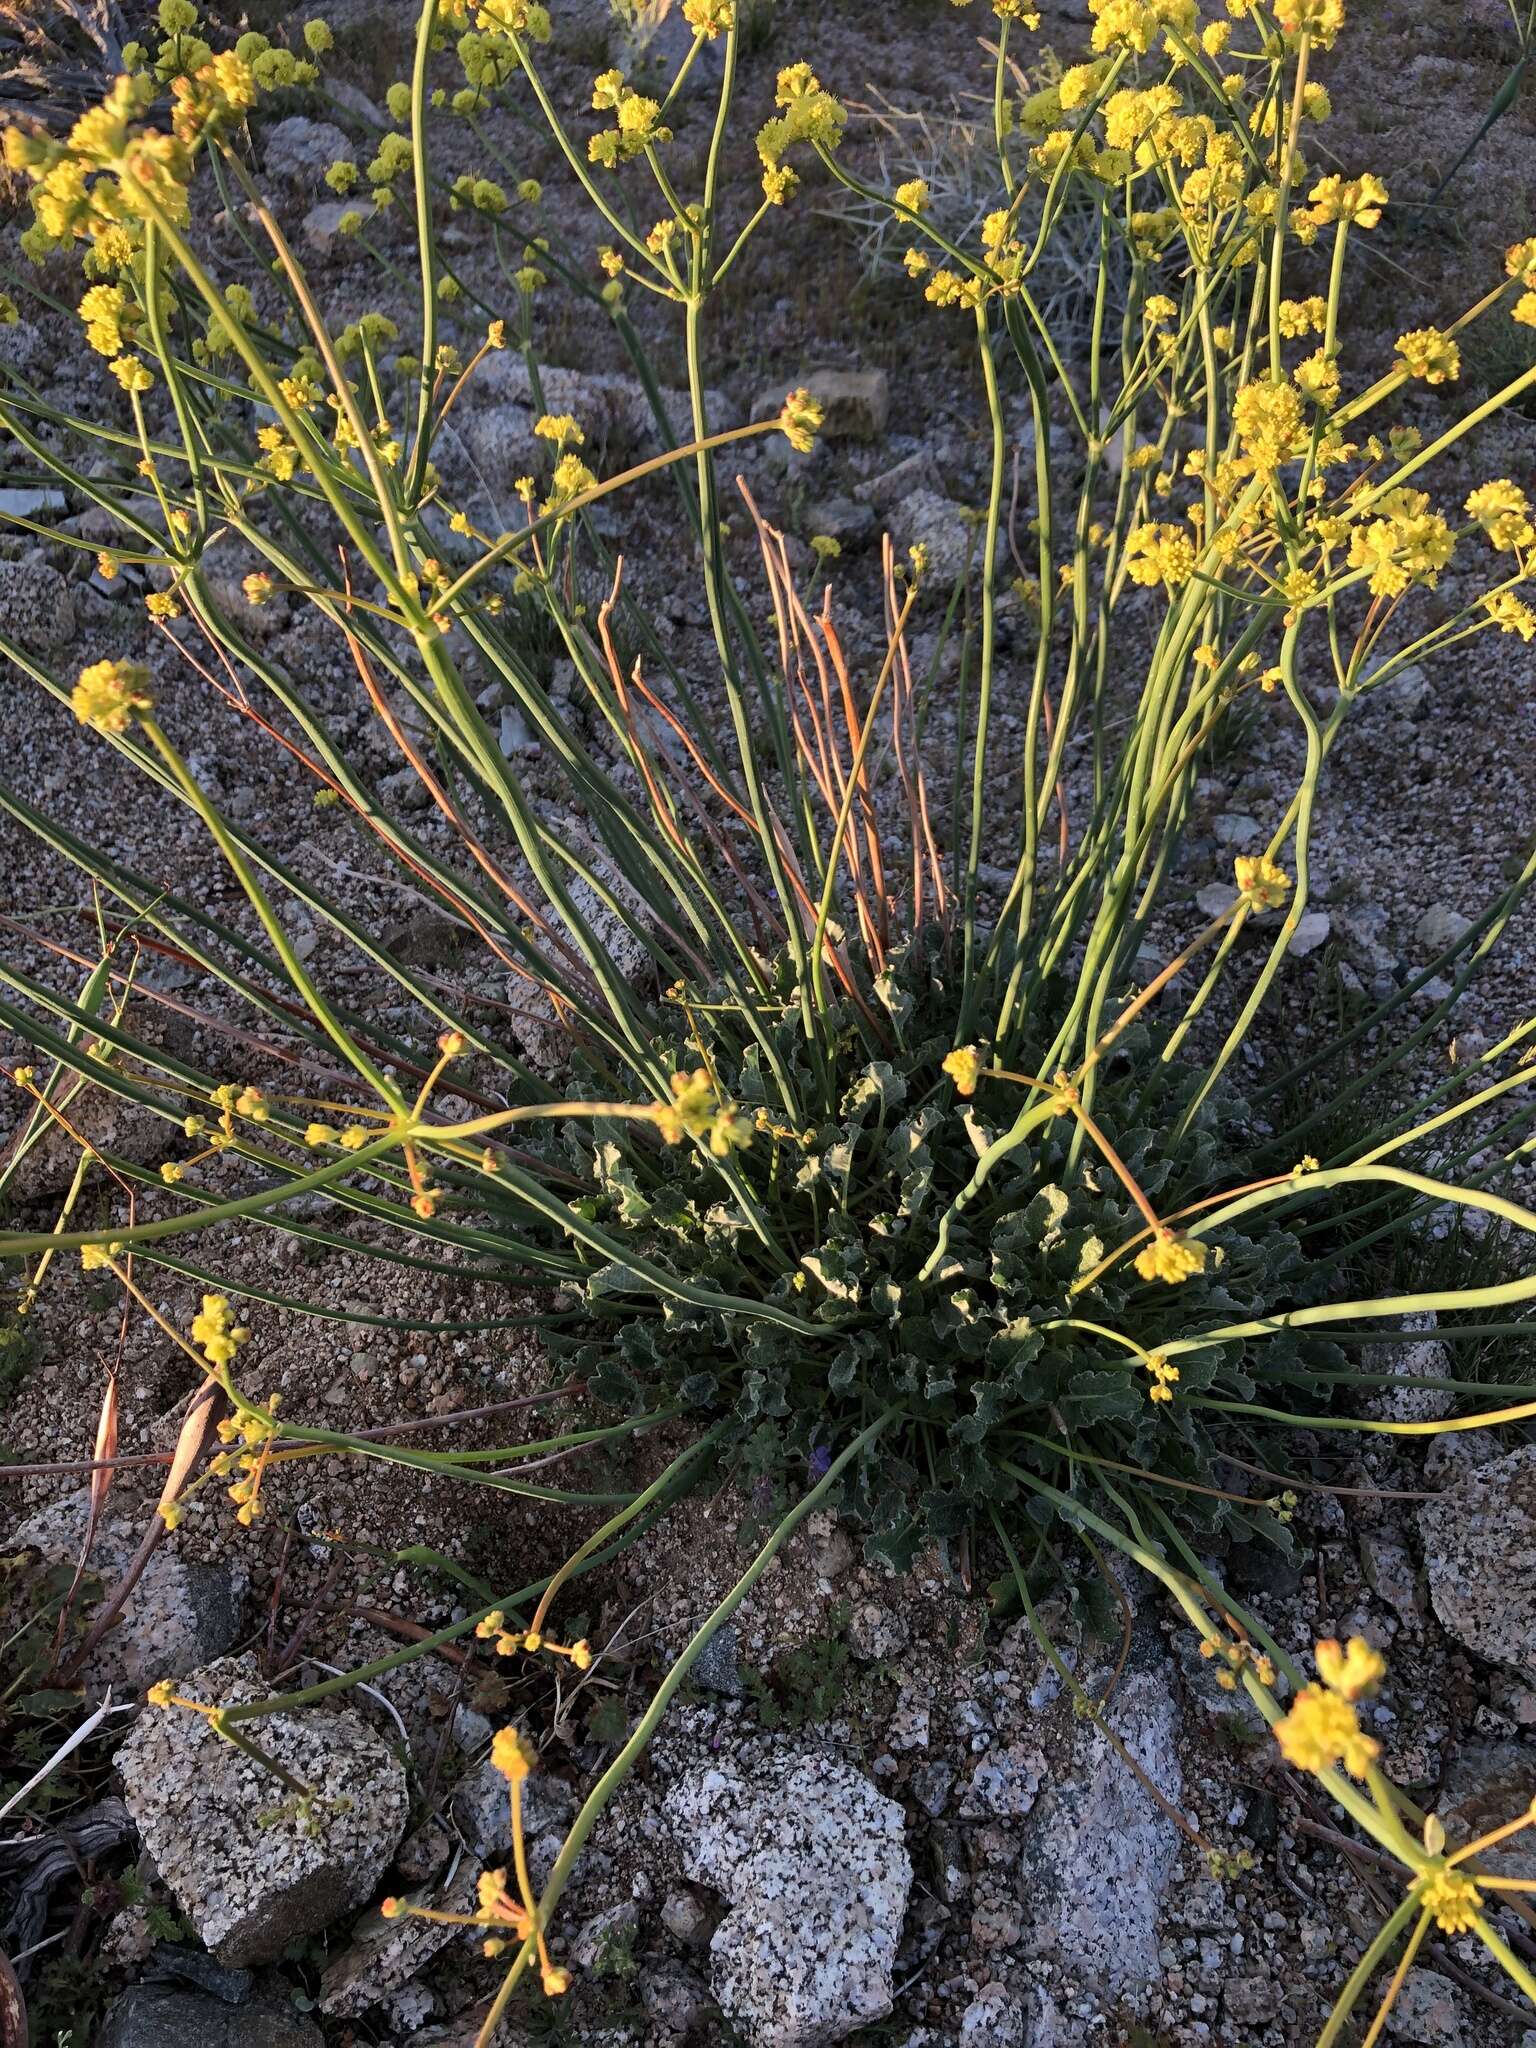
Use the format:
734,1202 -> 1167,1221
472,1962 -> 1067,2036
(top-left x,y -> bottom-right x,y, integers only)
915,1093 -> 1059,1285
1466,1912 -> 1536,2006
0,1127 -> 400,1262
204,1708 -> 315,1801
1355,355 -> 1536,515
477,1409 -> 897,2044
138,717 -> 406,1112
1264,29 -> 1311,380
958,300 -> 1007,1036
126,171 -> 414,611
430,414 -> 784,613
140,222 -> 208,540
405,0 -> 440,504
505,31 -> 664,274
1314,1897 -> 1422,2048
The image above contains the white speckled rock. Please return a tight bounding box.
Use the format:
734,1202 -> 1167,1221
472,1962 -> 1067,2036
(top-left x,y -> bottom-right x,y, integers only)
666,1750 -> 911,2046
1419,1443 -> 1536,1668
115,1654 -> 408,1966
320,1866 -> 477,2018
10,1488 -> 245,1695
1018,1655 -> 1183,1992
1363,1310 -> 1454,1425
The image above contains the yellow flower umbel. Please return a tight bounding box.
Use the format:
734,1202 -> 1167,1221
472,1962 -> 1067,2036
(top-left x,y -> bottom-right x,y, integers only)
941,1045 -> 982,1097
778,387 -> 824,455
1134,1230 -> 1207,1285
1234,854 -> 1291,912
1125,521 -> 1196,590
474,1608 -> 593,1670
1417,1865 -> 1481,1934
653,1067 -> 751,1158
1394,326 -> 1460,385
1346,487 -> 1455,599
1233,375 -> 1307,473
1465,479 -> 1534,553
190,1291 -> 250,1368
1143,1351 -> 1180,1402
72,658 -> 153,733
1274,1636 -> 1385,1781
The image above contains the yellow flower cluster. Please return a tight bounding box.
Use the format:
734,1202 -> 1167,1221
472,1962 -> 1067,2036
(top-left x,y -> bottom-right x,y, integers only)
655,1068 -> 751,1157
213,1390 -> 282,1525
1416,1865 -> 1481,1933
778,387 -> 824,454
1088,0 -> 1196,56
190,1291 -> 251,1368
1143,1351 -> 1180,1402
756,63 -> 847,176
941,1045 -> 982,1096
72,658 -> 153,733
474,1608 -> 594,1668
588,69 -> 672,168
1303,170 -> 1388,229
1394,326 -> 1459,385
1345,487 -> 1454,599
1125,521 -> 1196,590
1483,590 -> 1536,639
1233,375 -> 1308,473
1276,0 -> 1347,48
1234,854 -> 1291,911
682,0 -> 734,32
1465,479 -> 1533,553
1274,1635 -> 1384,1780
1277,295 -> 1327,338
1134,1230 -> 1207,1285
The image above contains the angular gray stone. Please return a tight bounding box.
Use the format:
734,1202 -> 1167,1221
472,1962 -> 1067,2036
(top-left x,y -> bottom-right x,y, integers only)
639,1959 -> 716,2035
97,1985 -> 322,2047
1018,1652 -> 1182,1992
1416,903 -> 1472,954
889,487 -> 975,585
961,1741 -> 1044,1819
804,496 -> 876,548
667,1749 -> 911,2045
1333,904 -> 1398,978
661,1887 -> 714,1948
846,1601 -> 908,1661
319,1865 -> 477,2018
1359,1529 -> 1425,1624
10,1488 -> 245,1694
0,486 -> 65,520
1436,1741 -> 1536,1878
1364,1311 -> 1454,1425
1419,1444 -> 1536,1668
1288,908 -> 1331,958
959,1984 -> 1027,2046
115,1653 -> 409,1965
1214,812 -> 1261,849
755,368 -> 888,442
301,199 -> 376,252
261,116 -> 350,183
1384,1967 -> 1465,2045
853,451 -> 933,511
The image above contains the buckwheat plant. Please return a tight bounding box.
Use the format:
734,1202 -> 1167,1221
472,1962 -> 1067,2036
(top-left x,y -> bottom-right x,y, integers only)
3,0 -> 1536,2036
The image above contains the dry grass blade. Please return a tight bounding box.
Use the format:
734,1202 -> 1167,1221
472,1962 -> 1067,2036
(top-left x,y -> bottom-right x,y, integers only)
58,1378 -> 227,1686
